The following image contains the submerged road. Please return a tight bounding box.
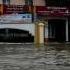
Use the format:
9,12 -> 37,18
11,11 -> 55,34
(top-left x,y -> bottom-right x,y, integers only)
0,44 -> 70,70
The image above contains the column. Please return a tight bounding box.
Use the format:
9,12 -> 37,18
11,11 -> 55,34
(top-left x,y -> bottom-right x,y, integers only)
35,22 -> 44,48
45,21 -> 48,43
0,4 -> 3,15
66,18 -> 68,42
39,23 -> 44,44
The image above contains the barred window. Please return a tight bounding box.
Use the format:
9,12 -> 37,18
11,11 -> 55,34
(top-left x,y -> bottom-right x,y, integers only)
3,0 -> 10,4
25,0 -> 33,5
46,0 -> 70,6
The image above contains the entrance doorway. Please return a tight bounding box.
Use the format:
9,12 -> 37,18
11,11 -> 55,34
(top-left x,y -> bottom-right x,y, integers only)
68,20 -> 70,42
48,19 -> 66,42
0,28 -> 34,43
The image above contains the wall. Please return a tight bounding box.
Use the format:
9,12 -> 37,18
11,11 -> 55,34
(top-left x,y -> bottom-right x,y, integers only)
10,0 -> 46,6
0,24 -> 35,36
0,0 -> 46,5
10,0 -> 25,5
33,0 -> 46,6
0,0 -> 2,4
45,25 -> 48,38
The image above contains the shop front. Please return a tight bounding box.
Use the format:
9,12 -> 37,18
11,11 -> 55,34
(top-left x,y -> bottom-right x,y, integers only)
36,6 -> 70,43
0,23 -> 35,43
0,14 -> 35,43
47,19 -> 66,42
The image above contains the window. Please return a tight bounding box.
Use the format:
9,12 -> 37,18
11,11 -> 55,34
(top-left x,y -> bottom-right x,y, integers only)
46,0 -> 70,6
25,0 -> 33,5
3,0 -> 10,4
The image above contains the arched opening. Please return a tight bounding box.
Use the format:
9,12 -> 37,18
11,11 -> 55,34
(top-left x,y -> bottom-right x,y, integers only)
0,28 -> 34,43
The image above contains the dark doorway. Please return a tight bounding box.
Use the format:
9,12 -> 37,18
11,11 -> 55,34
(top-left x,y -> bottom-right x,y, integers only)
0,28 -> 34,43
48,19 -> 66,42
68,19 -> 70,42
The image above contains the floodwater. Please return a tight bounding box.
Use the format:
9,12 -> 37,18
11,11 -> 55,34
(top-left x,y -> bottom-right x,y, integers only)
0,44 -> 70,70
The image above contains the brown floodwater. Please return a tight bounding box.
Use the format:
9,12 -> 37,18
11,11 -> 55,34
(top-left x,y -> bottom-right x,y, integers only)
0,44 -> 70,70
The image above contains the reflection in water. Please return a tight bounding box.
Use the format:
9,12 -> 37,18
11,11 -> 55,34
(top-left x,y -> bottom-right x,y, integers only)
55,44 -> 66,51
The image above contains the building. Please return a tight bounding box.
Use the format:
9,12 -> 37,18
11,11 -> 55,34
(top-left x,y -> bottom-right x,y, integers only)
0,0 -> 70,44
0,0 -> 46,43
0,0 -> 45,6
35,0 -> 70,43
44,1 -> 70,43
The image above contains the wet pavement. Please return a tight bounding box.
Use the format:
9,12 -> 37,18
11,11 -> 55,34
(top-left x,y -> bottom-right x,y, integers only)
0,44 -> 70,70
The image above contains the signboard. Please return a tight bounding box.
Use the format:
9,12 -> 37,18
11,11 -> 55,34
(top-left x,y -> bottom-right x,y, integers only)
0,14 -> 32,23
3,5 -> 29,14
36,6 -> 70,17
21,14 -> 32,23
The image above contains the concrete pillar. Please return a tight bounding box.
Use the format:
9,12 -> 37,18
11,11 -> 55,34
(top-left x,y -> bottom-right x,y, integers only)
34,23 -> 39,45
38,23 -> 44,44
49,23 -> 52,38
35,22 -> 44,48
45,21 -> 48,43
66,18 -> 69,42
0,4 -> 3,15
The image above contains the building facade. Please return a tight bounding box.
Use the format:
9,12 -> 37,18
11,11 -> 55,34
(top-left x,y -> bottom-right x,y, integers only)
0,0 -> 46,6
0,0 -> 70,44
35,1 -> 70,43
